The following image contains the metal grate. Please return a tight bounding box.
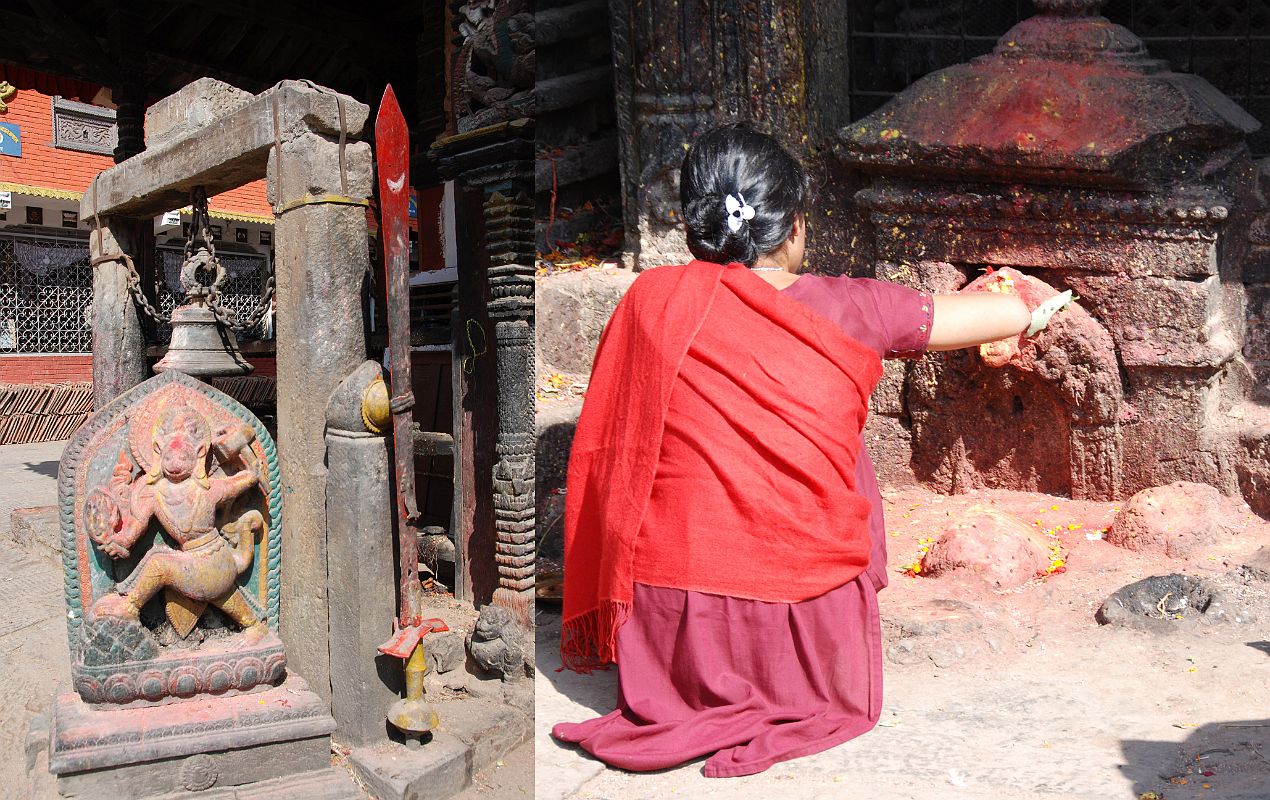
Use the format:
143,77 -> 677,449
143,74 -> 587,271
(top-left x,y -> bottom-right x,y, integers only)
847,0 -> 1270,156
0,233 -> 274,355
0,230 -> 93,354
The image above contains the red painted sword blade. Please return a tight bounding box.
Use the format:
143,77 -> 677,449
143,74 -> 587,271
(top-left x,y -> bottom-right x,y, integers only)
375,85 -> 421,626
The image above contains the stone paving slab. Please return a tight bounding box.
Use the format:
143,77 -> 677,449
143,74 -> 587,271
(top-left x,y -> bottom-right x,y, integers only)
0,440 -> 65,544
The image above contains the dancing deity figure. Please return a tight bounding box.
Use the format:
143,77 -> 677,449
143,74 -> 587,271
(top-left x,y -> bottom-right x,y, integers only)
85,407 -> 269,643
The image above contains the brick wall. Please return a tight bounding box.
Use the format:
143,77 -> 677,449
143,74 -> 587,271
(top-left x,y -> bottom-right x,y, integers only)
0,355 -> 93,383
0,87 -> 113,193
0,80 -> 272,218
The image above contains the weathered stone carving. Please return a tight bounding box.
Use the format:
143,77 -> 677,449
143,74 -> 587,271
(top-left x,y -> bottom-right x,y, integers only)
51,96 -> 118,156
451,0 -> 534,132
61,370 -> 284,704
835,0 -> 1263,504
466,604 -> 526,681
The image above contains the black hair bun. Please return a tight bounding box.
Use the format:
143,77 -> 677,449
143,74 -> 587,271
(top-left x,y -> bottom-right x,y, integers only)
679,125 -> 809,267
683,192 -> 759,266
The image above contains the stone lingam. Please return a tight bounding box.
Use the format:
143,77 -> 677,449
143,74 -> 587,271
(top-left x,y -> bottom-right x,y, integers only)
48,370 -> 346,799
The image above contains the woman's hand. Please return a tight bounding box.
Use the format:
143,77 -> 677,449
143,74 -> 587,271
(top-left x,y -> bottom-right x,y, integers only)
927,293 -> 1032,351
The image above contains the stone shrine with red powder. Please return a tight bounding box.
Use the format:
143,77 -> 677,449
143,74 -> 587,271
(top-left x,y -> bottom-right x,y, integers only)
835,0 -> 1268,512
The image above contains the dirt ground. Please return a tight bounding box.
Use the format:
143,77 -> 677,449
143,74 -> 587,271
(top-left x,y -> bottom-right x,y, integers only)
537,485 -> 1270,800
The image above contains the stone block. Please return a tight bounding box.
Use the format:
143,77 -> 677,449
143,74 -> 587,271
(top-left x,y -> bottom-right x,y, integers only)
535,398 -> 581,495
921,506 -> 1051,587
874,259 -> 965,293
535,268 -> 636,377
205,769 -> 363,799
9,505 -> 59,559
870,359 -> 909,416
1063,274 -> 1234,368
1245,284 -> 1270,363
1243,243 -> 1270,283
145,77 -> 253,150
268,133 -> 374,208
1105,481 -> 1224,558
862,414 -> 916,488
440,698 -> 530,774
348,737 -> 470,800
1235,408 -> 1270,517
50,675 -> 337,799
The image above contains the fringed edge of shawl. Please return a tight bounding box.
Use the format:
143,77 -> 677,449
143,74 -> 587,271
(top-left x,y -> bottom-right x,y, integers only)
559,600 -> 631,674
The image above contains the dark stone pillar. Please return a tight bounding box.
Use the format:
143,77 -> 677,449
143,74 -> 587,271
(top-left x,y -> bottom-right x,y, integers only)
107,5 -> 145,163
609,0 -> 808,269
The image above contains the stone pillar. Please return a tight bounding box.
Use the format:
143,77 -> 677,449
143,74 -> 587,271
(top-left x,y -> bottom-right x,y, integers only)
325,361 -> 401,747
269,130 -> 374,703
88,218 -> 148,408
609,0 -> 808,269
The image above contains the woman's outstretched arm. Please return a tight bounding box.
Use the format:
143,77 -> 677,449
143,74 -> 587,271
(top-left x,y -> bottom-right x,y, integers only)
927,293 -> 1032,351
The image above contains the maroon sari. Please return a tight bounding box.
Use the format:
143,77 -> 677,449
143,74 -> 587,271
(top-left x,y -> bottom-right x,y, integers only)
552,275 -> 934,778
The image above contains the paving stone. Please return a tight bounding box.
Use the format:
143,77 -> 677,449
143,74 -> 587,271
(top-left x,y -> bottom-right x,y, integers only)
348,736 -> 469,800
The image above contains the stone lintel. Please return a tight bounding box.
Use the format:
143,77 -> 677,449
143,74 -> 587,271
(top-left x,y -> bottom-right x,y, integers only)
79,81 -> 369,220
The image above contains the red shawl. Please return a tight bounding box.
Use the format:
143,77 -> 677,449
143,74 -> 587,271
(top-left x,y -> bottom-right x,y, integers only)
560,261 -> 883,671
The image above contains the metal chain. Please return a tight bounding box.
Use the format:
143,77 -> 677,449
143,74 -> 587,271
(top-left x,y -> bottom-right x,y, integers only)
114,251 -> 171,325
184,187 -> 275,334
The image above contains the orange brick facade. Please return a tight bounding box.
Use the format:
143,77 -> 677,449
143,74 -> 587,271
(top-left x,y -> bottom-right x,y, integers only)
1,73 -> 274,400
0,355 -> 93,383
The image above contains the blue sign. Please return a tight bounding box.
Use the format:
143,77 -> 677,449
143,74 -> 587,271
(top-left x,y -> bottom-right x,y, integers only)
408,192 -> 417,219
0,122 -> 20,157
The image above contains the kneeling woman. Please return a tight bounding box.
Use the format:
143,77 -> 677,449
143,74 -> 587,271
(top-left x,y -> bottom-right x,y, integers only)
553,125 -> 1068,778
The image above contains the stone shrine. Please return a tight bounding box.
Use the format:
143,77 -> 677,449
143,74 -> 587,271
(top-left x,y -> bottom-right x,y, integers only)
835,0 -> 1268,507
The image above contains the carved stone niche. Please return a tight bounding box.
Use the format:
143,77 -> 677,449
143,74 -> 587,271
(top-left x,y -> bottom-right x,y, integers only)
59,370 -> 285,705
835,0 -> 1262,502
51,96 -> 118,156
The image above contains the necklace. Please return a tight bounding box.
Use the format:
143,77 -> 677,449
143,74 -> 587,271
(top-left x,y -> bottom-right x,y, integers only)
751,267 -> 785,272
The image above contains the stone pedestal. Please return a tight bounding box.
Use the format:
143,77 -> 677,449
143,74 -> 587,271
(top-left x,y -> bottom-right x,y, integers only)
325,361 -> 402,748
49,675 -> 357,799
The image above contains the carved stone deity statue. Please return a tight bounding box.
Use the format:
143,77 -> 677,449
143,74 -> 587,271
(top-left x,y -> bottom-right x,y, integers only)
60,370 -> 285,705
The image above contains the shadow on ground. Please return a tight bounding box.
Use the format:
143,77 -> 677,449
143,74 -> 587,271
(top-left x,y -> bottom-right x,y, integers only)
22,460 -> 59,479
1121,719 -> 1270,800
538,612 -> 619,719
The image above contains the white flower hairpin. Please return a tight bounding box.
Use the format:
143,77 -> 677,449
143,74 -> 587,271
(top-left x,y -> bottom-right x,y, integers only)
725,193 -> 755,233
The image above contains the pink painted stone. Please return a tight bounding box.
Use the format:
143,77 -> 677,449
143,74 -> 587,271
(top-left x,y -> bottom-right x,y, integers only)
1105,481 -> 1223,558
921,506 -> 1051,587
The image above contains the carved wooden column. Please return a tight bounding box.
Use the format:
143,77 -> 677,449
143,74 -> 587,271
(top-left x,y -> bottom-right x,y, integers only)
434,120 -> 535,624
107,5 -> 146,162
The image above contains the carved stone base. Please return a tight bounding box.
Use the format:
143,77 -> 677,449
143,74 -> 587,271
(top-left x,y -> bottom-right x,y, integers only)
72,626 -> 287,705
49,674 -> 344,799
